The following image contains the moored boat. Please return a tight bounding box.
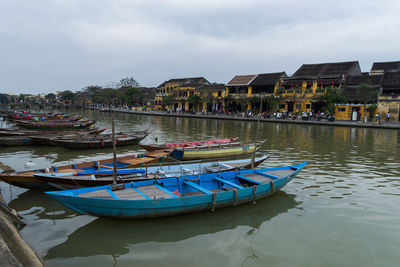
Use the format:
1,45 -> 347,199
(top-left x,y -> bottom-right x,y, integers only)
45,162 -> 307,219
33,154 -> 269,189
172,141 -> 265,160
140,137 -> 239,152
14,119 -> 96,130
0,149 -> 171,189
47,130 -> 149,149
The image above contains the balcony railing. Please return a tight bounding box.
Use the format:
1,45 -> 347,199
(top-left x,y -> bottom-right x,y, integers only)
229,93 -> 248,99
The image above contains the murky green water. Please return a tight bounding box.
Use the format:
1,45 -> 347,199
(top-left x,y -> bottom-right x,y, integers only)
1,110 -> 399,267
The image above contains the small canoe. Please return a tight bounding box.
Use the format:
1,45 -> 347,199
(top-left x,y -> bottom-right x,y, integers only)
14,120 -> 96,130
140,137 -> 239,152
0,129 -> 107,147
0,136 -> 34,146
47,131 -> 149,149
172,141 -> 265,160
46,162 -> 307,219
0,128 -> 105,137
33,154 -> 269,189
0,150 -> 171,189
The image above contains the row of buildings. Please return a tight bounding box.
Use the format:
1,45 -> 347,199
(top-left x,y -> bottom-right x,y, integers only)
154,60 -> 400,121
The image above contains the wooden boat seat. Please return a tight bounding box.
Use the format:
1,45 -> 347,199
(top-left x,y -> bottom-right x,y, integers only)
213,177 -> 244,189
262,169 -> 295,178
112,188 -> 147,200
136,184 -> 175,200
239,174 -> 274,184
184,180 -> 212,195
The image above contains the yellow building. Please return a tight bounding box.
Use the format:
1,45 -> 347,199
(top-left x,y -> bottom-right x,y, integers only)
371,61 -> 400,121
225,72 -> 286,113
155,77 -> 210,112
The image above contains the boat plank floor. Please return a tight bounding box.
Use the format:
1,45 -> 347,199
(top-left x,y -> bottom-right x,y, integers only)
137,185 -> 173,199
118,158 -> 153,165
79,190 -> 113,199
113,188 -> 146,200
263,169 -> 295,178
241,174 -> 274,183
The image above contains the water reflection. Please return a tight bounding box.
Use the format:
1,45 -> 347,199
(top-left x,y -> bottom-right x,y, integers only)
8,189 -> 77,220
44,192 -> 300,260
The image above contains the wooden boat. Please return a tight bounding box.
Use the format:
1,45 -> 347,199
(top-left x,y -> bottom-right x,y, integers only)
14,119 -> 96,130
45,162 -> 307,219
0,128 -> 105,137
0,129 -> 106,147
0,150 -> 171,189
46,131 -> 149,149
172,141 -> 265,160
0,135 -> 35,146
33,154 -> 269,189
140,137 -> 239,152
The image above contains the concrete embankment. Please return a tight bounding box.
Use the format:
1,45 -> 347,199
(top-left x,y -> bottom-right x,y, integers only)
97,108 -> 400,130
0,190 -> 43,267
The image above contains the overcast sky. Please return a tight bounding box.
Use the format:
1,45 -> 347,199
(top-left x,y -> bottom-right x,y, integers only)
1,0 -> 399,94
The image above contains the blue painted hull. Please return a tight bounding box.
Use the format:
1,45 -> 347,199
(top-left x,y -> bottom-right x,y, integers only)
46,162 -> 306,219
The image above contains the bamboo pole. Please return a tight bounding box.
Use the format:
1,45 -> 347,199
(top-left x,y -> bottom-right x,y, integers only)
112,110 -> 117,184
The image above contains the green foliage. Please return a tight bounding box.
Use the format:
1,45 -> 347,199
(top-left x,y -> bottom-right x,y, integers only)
125,87 -> 143,106
368,104 -> 377,120
188,94 -> 202,105
249,96 -> 261,103
316,87 -> 347,115
119,77 -> 141,88
0,93 -> 9,104
163,94 -> 176,107
59,90 -> 75,102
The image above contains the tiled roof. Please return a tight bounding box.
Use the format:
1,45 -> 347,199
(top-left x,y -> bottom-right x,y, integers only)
250,72 -> 287,86
347,73 -> 383,86
226,75 -> 257,86
342,85 -> 379,103
158,77 -> 210,88
381,71 -> 400,85
371,61 -> 400,72
293,61 -> 360,77
179,83 -> 205,89
198,83 -> 226,91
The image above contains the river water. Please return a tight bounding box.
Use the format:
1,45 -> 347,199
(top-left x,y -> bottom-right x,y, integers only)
1,110 -> 399,267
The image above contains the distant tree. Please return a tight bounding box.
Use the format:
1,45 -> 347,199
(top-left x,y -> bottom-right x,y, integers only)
119,77 -> 141,88
188,94 -> 202,112
45,93 -> 56,103
125,87 -> 143,106
0,93 -> 9,104
17,94 -> 26,102
59,90 -> 75,103
201,89 -> 215,112
162,92 -> 177,111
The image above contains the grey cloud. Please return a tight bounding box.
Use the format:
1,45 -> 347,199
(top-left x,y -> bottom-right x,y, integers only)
0,0 -> 399,93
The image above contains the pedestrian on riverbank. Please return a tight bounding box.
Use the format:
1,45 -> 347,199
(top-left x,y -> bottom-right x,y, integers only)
386,112 -> 391,122
376,113 -> 381,125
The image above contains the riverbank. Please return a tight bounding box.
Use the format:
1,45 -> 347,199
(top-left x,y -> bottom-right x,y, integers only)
91,107 -> 400,130
0,189 -> 43,267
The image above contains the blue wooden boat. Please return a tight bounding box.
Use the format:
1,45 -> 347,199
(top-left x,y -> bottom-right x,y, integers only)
46,162 -> 306,219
